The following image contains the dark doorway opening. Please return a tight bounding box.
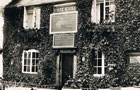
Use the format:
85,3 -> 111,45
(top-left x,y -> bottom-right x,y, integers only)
61,53 -> 74,86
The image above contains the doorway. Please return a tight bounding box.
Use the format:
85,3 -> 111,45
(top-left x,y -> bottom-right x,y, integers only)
61,53 -> 74,86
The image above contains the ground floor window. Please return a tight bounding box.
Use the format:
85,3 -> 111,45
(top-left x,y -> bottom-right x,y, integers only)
127,52 -> 140,65
92,50 -> 105,77
22,49 -> 39,74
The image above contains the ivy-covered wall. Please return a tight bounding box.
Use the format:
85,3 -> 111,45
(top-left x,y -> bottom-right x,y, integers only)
3,4 -> 56,86
3,0 -> 140,89
67,0 -> 140,89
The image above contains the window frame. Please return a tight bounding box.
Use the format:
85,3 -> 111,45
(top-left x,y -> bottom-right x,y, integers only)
127,52 -> 140,65
22,49 -> 39,74
91,0 -> 115,23
93,50 -> 105,77
23,6 -> 41,29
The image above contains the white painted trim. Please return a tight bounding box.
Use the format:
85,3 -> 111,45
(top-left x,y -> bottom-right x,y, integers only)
23,7 -> 27,29
56,54 -> 60,86
50,11 -> 78,34
23,49 -> 39,52
94,74 -> 104,77
73,55 -> 77,78
53,2 -> 76,7
102,52 -> 105,75
0,53 -> 3,78
53,34 -> 75,48
104,0 -> 106,20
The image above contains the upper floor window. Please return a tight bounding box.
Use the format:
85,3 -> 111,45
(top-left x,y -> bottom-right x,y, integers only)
23,6 -> 41,29
91,0 -> 115,23
22,49 -> 39,74
92,50 -> 105,77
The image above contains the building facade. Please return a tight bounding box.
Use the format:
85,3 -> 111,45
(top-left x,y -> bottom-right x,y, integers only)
2,0 -> 140,89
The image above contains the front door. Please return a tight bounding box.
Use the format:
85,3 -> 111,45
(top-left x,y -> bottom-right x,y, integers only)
61,53 -> 74,86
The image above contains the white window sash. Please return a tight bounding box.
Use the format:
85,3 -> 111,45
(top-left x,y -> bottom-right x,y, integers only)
91,0 -> 97,23
32,8 -> 36,28
93,51 -> 105,77
22,49 -> 39,74
110,3 -> 115,22
96,4 -> 100,23
35,7 -> 41,29
23,7 -> 28,29
23,7 -> 41,29
102,52 -> 105,75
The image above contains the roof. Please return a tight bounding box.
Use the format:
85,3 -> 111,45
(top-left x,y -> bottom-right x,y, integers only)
9,0 -> 75,7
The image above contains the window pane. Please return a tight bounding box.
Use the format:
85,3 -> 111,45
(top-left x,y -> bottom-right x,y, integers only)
100,3 -> 104,23
105,7 -> 109,14
105,15 -> 109,20
24,66 -> 26,72
36,66 -> 38,72
24,52 -> 27,58
94,67 -> 97,74
32,59 -> 36,65
94,59 -> 98,66
36,53 -> 39,58
27,66 -> 30,72
94,51 -> 98,58
32,66 -> 35,72
28,52 -> 31,58
32,52 -> 36,58
98,67 -> 102,74
36,59 -> 39,64
106,2 -> 109,6
24,59 -> 27,65
98,59 -> 102,66
27,59 -> 30,65
98,51 -> 102,58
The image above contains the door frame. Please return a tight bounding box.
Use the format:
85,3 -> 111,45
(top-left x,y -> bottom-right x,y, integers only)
56,50 -> 77,87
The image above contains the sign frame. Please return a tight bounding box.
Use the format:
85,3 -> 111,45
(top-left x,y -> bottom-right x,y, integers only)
53,33 -> 75,48
50,11 -> 78,34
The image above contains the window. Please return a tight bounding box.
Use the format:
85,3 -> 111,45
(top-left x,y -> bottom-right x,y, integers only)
22,49 -> 39,74
127,52 -> 140,65
91,0 -> 115,23
93,50 -> 105,77
23,6 -> 41,29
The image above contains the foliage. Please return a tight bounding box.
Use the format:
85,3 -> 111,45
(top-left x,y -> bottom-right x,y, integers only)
3,0 -> 140,89
3,5 -> 56,86
63,0 -> 140,89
